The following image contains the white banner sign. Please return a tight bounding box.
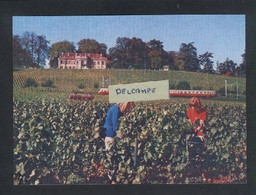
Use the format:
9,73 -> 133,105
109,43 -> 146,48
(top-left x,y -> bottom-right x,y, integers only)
109,80 -> 169,103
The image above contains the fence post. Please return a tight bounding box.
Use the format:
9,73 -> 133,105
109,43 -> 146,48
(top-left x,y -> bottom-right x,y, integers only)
237,82 -> 239,99
225,80 -> 227,97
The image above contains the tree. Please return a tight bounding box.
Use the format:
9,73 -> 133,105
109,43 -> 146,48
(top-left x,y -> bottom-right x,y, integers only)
108,37 -> 130,69
49,41 -> 76,68
99,43 -> 107,55
216,58 -> 237,76
240,52 -> 246,76
167,51 -> 179,70
17,32 -> 50,68
108,37 -> 149,69
215,61 -> 221,74
235,52 -> 246,77
147,39 -> 165,70
175,42 -> 200,72
162,51 -> 175,70
198,52 -> 215,74
148,39 -> 164,51
13,35 -> 22,68
20,32 -> 38,67
35,35 -> 50,67
127,37 -> 149,69
77,39 -> 107,55
148,50 -> 162,69
13,35 -> 33,68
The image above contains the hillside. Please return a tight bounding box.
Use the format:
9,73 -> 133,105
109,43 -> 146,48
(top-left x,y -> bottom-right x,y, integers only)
13,69 -> 246,101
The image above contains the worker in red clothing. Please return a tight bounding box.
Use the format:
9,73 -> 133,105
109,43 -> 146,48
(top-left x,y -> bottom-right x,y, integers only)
187,97 -> 207,141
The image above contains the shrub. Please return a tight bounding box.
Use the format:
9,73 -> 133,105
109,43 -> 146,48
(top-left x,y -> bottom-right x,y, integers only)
192,86 -> 202,90
77,83 -> 86,89
72,89 -> 80,94
93,82 -> 99,89
176,81 -> 190,90
217,87 -> 237,96
169,83 -> 175,89
41,79 -> 54,87
217,87 -> 225,96
23,78 -> 38,88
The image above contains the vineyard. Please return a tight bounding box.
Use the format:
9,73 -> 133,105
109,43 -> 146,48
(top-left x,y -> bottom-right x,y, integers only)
13,69 -> 247,184
13,99 -> 246,184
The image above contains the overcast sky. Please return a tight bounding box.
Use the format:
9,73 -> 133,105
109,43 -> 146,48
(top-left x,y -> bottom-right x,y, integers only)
13,15 -> 245,66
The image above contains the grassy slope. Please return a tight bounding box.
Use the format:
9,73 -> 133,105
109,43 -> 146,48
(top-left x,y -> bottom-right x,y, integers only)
13,69 -> 246,104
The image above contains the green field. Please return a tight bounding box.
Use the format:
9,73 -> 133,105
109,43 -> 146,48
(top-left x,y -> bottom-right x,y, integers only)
13,69 -> 246,105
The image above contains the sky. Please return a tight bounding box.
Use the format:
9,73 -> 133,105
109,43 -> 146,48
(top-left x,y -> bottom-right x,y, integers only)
13,15 -> 245,67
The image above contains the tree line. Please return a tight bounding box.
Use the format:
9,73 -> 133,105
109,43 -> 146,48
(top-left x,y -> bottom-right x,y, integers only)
13,32 -> 50,68
13,32 -> 246,77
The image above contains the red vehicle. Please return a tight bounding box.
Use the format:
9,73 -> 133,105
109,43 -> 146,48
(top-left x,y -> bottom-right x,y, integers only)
98,88 -> 109,95
69,93 -> 94,100
169,90 -> 216,98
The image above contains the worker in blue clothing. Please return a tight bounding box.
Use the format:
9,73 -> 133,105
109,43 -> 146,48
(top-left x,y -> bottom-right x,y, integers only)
101,102 -> 135,184
102,102 -> 135,150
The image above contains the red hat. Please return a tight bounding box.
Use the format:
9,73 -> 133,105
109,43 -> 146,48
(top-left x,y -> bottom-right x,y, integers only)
189,97 -> 202,108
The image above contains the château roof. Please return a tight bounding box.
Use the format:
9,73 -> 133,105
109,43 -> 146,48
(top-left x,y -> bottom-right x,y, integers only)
59,53 -> 108,60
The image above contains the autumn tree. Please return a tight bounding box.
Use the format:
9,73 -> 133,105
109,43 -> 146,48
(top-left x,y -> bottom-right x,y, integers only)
49,41 -> 76,68
77,39 -> 107,55
198,52 -> 215,74
147,39 -> 165,69
216,58 -> 237,76
148,50 -> 163,69
167,51 -> 179,70
127,37 -> 149,69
